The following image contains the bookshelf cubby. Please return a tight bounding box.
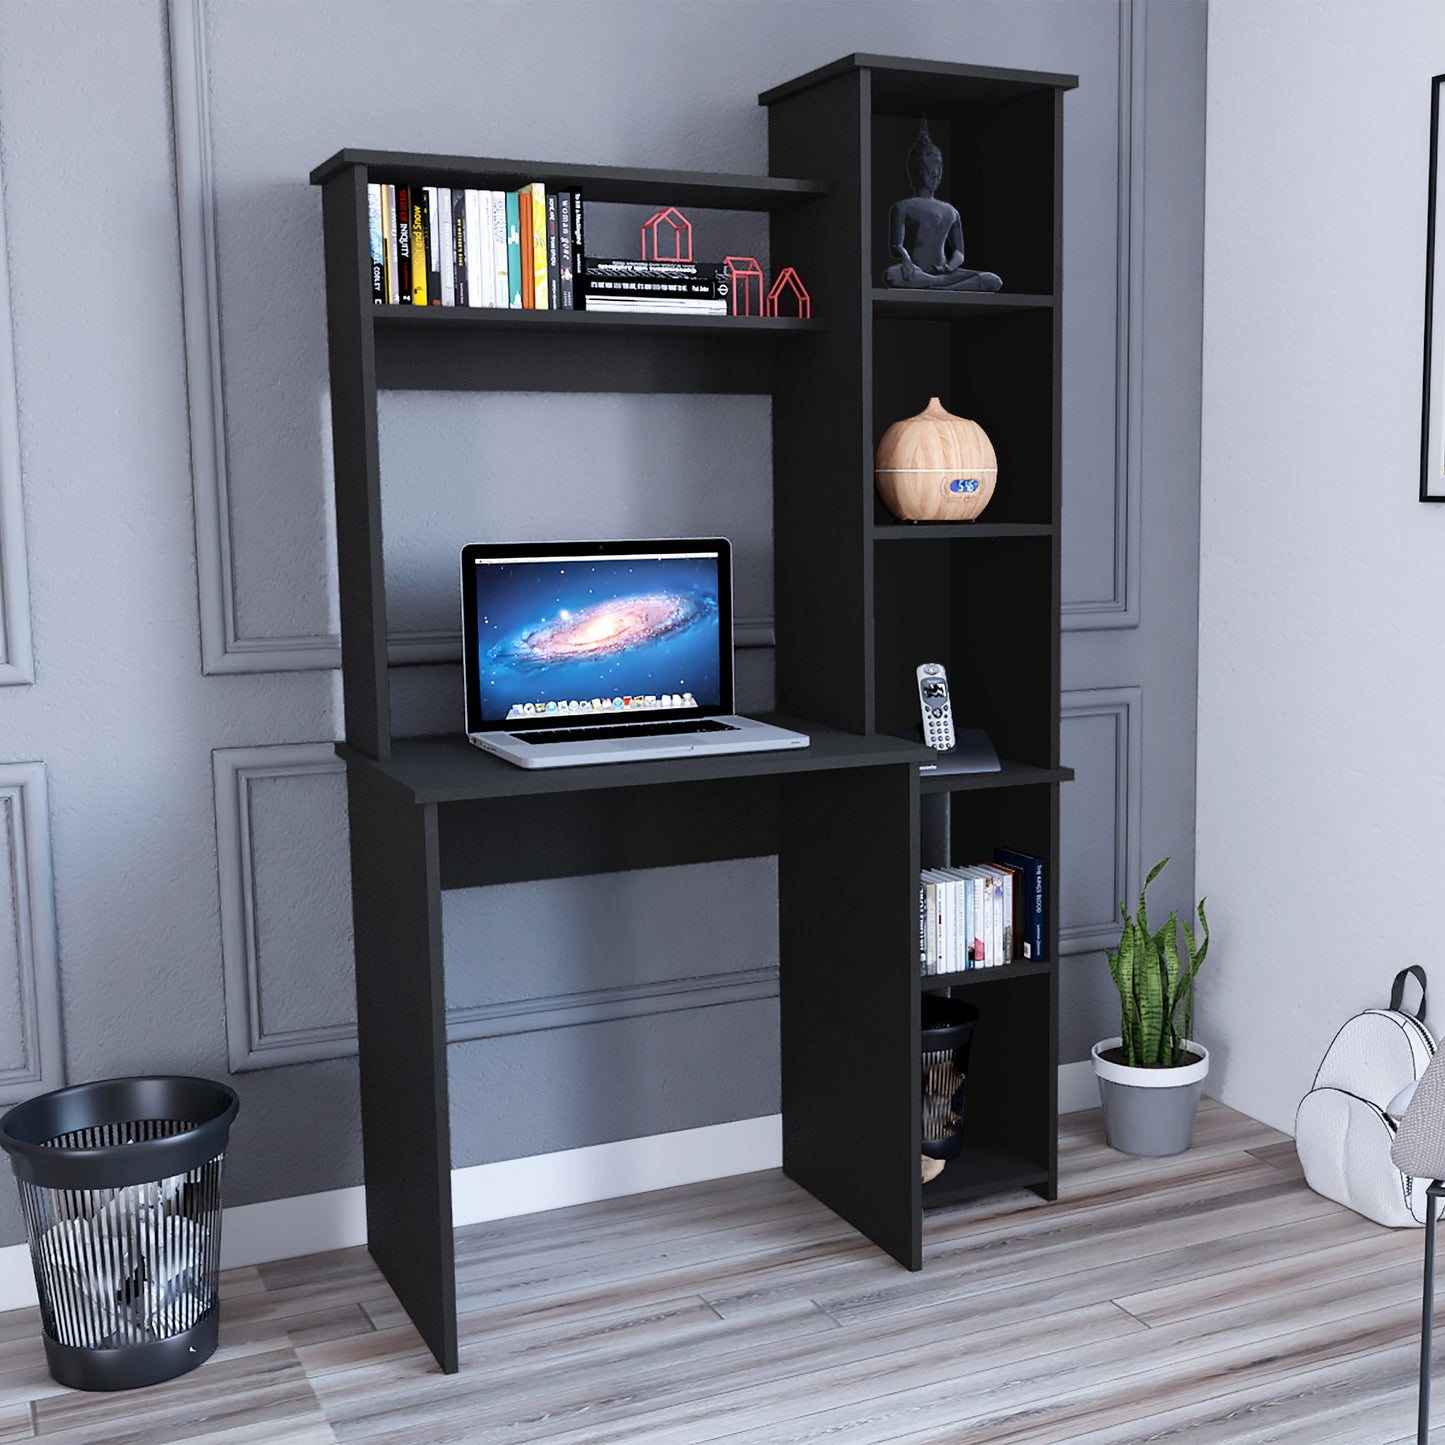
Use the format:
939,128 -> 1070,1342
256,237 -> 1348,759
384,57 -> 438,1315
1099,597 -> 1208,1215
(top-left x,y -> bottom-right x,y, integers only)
313,51 -> 1073,1376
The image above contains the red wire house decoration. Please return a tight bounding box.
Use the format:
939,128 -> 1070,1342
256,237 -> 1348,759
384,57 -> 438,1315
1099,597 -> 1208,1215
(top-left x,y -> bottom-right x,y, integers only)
766,267 -> 811,319
641,207 -> 692,262
723,256 -> 765,317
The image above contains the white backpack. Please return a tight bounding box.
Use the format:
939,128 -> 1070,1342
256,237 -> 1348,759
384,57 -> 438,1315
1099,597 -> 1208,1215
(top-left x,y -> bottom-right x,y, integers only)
1295,966 -> 1436,1227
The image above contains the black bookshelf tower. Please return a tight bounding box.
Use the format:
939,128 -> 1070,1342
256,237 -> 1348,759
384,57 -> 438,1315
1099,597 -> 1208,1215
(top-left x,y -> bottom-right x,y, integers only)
312,53 -> 1074,1374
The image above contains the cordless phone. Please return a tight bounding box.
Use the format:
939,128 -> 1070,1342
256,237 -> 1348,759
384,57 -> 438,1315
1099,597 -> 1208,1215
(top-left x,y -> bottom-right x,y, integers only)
916,663 -> 956,752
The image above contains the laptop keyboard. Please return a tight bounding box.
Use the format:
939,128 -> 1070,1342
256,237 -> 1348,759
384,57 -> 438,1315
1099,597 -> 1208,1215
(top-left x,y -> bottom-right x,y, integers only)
517,719 -> 739,745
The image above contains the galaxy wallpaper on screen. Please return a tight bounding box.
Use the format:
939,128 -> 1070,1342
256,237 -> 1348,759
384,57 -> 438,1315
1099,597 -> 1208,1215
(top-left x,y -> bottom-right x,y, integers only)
474,555 -> 723,721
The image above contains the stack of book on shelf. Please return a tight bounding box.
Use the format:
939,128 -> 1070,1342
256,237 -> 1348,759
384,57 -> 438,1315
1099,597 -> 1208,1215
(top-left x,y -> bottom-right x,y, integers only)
367,181 -> 582,310
577,258 -> 729,317
920,848 -> 1044,977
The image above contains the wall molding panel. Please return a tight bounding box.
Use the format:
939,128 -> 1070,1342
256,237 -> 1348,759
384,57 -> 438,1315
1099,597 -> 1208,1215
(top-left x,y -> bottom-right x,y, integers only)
1063,0 -> 1144,632
170,0 -> 337,676
0,763 -> 63,1105
0,151 -> 34,686
1059,686 -> 1142,954
214,743 -> 352,1071
214,743 -> 781,1072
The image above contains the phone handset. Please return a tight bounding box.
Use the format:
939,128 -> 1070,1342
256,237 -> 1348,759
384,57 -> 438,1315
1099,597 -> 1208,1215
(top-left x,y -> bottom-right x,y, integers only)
916,663 -> 956,752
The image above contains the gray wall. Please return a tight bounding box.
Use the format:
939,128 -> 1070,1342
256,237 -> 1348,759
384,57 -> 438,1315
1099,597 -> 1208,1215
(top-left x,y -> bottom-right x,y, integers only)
0,0 -> 1203,1247
1198,0 -> 1445,1133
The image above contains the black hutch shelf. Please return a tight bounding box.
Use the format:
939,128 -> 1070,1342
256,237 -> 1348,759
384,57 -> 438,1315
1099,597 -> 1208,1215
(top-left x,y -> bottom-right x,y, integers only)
313,52 -> 1074,1375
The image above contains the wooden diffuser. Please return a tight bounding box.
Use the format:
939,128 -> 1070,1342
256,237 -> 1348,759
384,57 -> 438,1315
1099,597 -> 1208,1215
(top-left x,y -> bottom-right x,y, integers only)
874,397 -> 997,522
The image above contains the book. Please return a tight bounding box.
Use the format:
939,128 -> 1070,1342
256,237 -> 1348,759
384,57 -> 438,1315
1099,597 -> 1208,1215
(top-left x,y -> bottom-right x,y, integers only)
518,190 -> 535,307
367,184 -> 385,304
439,188 -> 455,306
922,872 -> 947,974
382,186 -> 398,303
995,870 -> 1012,962
546,191 -> 561,309
451,189 -> 468,307
466,190 -> 484,307
528,183 -> 549,309
476,192 -> 496,308
579,276 -> 729,301
491,190 -> 508,307
941,869 -> 973,972
994,848 -> 1044,960
954,867 -> 986,966
523,183 -> 549,308
580,298 -> 728,315
410,189 -> 429,305
423,187 -> 441,303
572,191 -> 584,287
557,191 -> 574,309
505,191 -> 523,307
394,184 -> 413,304
991,859 -> 1019,960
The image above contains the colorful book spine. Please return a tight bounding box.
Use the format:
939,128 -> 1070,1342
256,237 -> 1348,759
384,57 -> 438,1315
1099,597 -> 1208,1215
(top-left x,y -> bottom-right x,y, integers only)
546,191 -> 561,309
438,188 -> 454,306
451,189 -> 468,306
505,191 -> 523,307
423,187 -> 441,303
491,190 -> 508,306
367,185 -> 385,304
382,186 -> 398,303
524,183 -> 548,309
466,190 -> 484,306
394,184 -> 412,304
409,190 -> 428,305
557,191 -> 574,309
476,191 -> 496,308
518,190 -> 535,307
581,277 -> 729,301
994,849 -> 1044,960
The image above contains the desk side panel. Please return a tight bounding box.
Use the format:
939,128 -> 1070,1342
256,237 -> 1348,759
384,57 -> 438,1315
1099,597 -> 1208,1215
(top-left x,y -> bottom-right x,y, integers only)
779,762 -> 921,1268
346,766 -> 458,1372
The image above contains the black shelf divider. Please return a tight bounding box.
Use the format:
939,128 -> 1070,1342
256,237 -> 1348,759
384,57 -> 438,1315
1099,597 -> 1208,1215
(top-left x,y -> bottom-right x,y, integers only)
314,51 -> 1073,1375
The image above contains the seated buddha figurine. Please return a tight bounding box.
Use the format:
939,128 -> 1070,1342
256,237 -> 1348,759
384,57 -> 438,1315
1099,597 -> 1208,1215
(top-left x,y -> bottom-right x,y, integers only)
883,118 -> 1002,293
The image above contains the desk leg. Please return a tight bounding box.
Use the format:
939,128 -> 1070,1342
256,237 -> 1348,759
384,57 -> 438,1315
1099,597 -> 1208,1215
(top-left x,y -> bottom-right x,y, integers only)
346,769 -> 458,1374
779,763 -> 920,1270
1423,1182 -> 1444,1445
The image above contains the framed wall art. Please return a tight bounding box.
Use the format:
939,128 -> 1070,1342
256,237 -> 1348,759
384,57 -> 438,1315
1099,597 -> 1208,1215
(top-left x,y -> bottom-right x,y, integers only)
1422,73 -> 1445,500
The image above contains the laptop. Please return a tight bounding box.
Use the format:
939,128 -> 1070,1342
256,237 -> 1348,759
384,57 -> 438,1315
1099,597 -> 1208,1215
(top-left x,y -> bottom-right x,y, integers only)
460,538 -> 810,768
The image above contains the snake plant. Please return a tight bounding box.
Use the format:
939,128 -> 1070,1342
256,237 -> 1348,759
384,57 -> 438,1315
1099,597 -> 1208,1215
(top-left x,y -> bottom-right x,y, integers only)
1105,857 -> 1210,1068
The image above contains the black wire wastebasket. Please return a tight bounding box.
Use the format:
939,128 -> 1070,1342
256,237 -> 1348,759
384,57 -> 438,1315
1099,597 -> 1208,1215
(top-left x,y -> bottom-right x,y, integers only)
921,994 -> 978,1162
0,1075 -> 239,1391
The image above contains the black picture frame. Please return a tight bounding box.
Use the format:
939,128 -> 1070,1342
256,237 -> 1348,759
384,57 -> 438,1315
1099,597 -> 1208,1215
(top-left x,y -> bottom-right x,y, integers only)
1422,74 -> 1445,501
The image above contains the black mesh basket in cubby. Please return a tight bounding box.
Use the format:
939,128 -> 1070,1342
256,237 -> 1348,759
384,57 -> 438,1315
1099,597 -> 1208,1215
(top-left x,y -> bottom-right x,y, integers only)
0,1076 -> 239,1391
921,995 -> 979,1161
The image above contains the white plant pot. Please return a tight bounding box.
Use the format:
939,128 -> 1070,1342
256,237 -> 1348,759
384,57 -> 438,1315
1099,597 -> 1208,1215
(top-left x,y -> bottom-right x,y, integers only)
1091,1037 -> 1210,1157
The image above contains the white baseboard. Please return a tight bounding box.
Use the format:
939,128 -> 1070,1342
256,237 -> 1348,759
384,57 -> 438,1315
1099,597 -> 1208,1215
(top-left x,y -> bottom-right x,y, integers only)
0,1065 -> 1098,1313
0,1115 -> 783,1313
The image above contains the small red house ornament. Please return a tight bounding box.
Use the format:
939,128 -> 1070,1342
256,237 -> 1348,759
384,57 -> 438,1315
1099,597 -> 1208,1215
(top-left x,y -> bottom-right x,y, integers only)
641,207 -> 692,263
766,267 -> 811,319
723,256 -> 764,317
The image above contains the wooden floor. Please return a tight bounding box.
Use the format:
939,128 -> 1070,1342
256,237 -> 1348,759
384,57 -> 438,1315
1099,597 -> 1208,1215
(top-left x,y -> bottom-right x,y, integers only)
0,1100 -> 1437,1443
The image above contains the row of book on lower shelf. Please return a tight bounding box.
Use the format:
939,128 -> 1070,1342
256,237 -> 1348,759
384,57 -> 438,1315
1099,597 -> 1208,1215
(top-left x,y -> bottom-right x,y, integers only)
366,180 -> 733,317
920,848 -> 1044,976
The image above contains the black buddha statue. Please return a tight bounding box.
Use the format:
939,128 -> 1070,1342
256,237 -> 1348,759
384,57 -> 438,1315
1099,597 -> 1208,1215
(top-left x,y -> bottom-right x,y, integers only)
883,118 -> 1001,293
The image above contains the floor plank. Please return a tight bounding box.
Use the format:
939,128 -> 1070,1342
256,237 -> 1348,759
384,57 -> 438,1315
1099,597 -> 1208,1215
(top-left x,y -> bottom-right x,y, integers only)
0,1101 -> 1429,1443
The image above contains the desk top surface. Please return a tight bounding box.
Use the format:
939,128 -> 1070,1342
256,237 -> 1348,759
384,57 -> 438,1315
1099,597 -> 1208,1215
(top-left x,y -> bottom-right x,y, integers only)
338,716 -> 934,804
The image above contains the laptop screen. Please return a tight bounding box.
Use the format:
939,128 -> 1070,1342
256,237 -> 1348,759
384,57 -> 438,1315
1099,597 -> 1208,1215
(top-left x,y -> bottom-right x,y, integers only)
460,540 -> 733,732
